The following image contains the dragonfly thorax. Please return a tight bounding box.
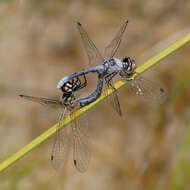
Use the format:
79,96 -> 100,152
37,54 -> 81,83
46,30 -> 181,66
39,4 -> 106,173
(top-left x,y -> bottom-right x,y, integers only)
103,58 -> 124,74
61,91 -> 76,108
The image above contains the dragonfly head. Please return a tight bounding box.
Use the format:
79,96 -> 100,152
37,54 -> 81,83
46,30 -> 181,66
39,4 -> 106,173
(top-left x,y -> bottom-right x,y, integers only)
61,82 -> 73,93
120,57 -> 136,77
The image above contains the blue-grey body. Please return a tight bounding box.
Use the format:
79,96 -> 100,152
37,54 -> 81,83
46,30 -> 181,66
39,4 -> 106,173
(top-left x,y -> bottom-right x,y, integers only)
55,20 -> 140,109
78,73 -> 104,106
57,57 -> 135,107
57,65 -> 104,89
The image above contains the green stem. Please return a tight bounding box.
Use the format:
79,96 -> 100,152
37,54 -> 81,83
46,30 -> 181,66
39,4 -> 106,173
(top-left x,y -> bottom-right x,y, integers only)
1,32 -> 190,173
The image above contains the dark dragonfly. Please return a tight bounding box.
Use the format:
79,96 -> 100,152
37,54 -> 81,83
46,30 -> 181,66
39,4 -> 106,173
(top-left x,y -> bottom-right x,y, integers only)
68,20 -> 167,116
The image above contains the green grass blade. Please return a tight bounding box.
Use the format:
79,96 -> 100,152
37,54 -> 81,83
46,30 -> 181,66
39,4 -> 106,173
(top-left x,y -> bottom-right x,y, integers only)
0,32 -> 190,173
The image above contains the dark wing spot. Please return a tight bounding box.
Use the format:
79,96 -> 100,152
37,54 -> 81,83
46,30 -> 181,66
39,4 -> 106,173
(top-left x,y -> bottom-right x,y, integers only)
77,22 -> 82,26
74,159 -> 77,166
51,155 -> 54,161
160,88 -> 165,93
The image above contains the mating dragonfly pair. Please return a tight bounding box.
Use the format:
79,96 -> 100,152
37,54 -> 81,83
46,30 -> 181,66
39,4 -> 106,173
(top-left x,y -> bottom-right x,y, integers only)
20,20 -> 167,172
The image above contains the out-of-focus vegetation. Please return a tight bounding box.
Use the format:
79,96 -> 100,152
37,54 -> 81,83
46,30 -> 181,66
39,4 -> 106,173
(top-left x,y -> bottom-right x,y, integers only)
0,1 -> 190,190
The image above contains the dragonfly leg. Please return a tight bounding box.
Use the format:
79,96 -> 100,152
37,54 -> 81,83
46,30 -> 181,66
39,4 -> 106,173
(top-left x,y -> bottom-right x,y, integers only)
125,71 -> 140,81
105,72 -> 122,116
105,72 -> 117,90
82,74 -> 87,87
74,74 -> 87,91
73,77 -> 80,89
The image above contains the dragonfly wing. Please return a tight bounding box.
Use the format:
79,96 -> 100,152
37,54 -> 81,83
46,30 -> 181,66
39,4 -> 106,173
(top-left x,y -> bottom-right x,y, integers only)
105,79 -> 122,116
20,95 -> 72,170
19,94 -> 64,109
104,20 -> 128,58
51,109 -> 72,171
71,111 -> 91,172
128,76 -> 167,104
77,22 -> 104,67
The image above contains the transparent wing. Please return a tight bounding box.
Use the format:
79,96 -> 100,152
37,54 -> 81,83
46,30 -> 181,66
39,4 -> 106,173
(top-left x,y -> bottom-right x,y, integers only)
105,78 -> 122,116
51,109 -> 72,171
20,94 -> 71,170
105,20 -> 128,59
75,112 -> 89,137
77,22 -> 104,67
128,76 -> 167,104
19,94 -> 64,109
71,111 -> 91,172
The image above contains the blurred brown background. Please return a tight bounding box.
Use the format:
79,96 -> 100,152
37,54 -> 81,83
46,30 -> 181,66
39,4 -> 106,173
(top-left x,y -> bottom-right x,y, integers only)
1,0 -> 190,190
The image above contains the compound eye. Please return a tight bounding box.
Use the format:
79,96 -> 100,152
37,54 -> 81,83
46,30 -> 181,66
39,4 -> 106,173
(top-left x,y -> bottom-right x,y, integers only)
61,85 -> 67,92
122,57 -> 130,63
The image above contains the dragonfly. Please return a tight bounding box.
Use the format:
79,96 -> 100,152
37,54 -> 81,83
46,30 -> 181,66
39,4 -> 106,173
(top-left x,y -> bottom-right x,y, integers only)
20,20 -> 167,173
69,20 -> 167,116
